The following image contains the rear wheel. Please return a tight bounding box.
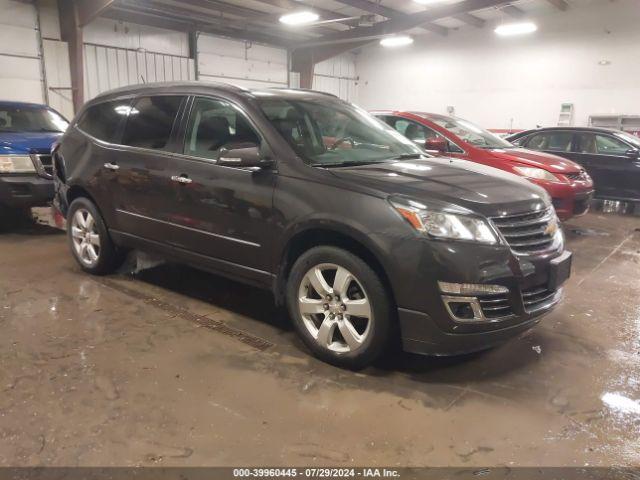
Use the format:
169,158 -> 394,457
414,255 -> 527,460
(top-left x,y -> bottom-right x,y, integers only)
67,197 -> 124,275
287,246 -> 393,369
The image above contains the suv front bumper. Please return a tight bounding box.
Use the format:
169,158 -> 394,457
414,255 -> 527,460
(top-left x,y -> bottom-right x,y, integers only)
378,230 -> 569,356
0,174 -> 54,208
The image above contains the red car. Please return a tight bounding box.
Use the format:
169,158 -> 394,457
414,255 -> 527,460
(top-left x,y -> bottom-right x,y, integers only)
373,111 -> 594,221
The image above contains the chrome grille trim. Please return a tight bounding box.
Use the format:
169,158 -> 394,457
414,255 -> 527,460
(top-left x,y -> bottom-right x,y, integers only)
490,207 -> 557,255
32,154 -> 53,179
522,285 -> 561,313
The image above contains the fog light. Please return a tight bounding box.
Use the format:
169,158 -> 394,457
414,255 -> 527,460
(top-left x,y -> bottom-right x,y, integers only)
438,282 -> 508,296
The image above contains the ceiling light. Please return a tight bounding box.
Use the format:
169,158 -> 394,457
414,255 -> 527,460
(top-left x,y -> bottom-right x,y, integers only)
279,11 -> 319,26
494,22 -> 538,36
380,35 -> 414,47
413,0 -> 446,4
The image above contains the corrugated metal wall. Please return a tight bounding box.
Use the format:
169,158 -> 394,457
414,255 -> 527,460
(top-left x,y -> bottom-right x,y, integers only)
197,34 -> 288,89
82,19 -> 194,100
313,54 -> 358,103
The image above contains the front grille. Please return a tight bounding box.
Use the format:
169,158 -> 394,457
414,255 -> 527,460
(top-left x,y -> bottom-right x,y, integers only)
491,208 -> 557,255
478,293 -> 513,319
33,154 -> 53,179
565,170 -> 589,182
522,285 -> 557,312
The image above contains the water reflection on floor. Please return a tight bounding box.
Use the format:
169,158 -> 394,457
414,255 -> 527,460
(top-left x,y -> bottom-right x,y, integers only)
591,199 -> 640,217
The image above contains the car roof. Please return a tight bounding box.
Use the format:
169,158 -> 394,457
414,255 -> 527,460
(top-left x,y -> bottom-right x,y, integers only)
0,100 -> 51,109
91,81 -> 340,104
514,126 -> 623,136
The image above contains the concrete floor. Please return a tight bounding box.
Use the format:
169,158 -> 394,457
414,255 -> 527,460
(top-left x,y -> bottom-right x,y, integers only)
0,202 -> 639,468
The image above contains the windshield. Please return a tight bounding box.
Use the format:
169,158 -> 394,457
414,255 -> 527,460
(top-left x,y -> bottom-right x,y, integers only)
614,131 -> 640,149
0,106 -> 68,133
256,95 -> 423,166
429,116 -> 513,149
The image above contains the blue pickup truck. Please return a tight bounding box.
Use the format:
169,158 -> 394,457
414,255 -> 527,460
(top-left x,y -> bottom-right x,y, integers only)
0,101 -> 68,212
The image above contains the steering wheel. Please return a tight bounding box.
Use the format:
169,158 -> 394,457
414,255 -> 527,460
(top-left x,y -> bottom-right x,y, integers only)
328,136 -> 356,150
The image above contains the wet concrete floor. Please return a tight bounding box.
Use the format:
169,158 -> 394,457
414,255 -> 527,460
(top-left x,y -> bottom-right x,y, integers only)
0,203 -> 639,467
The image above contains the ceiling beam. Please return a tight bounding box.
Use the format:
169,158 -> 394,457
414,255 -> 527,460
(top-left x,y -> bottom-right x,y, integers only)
453,12 -> 486,28
502,4 -> 526,18
298,0 -> 514,48
76,0 -> 116,26
333,0 -> 448,36
545,0 -> 569,11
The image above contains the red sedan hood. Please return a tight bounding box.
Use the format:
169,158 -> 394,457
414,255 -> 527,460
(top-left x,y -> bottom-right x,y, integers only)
488,148 -> 581,174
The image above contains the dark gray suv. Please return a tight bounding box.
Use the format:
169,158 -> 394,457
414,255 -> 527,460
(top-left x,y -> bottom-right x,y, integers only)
53,82 -> 571,368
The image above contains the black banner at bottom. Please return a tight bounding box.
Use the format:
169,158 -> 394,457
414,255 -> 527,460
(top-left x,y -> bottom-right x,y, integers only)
0,468 -> 639,480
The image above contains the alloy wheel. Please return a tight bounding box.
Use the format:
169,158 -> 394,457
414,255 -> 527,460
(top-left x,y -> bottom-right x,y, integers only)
70,209 -> 101,267
298,263 -> 373,353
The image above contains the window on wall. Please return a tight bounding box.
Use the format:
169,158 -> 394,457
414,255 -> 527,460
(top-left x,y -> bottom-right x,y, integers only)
121,96 -> 184,150
184,97 -> 261,161
77,100 -> 131,143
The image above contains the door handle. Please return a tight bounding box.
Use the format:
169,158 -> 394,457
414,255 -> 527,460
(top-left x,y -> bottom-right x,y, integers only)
171,175 -> 193,184
103,162 -> 119,171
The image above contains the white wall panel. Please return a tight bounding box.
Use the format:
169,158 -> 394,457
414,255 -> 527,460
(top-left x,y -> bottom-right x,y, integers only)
356,0 -> 640,129
84,18 -> 189,57
197,34 -> 288,88
83,44 -> 194,100
42,39 -> 73,119
313,53 -> 358,102
0,0 -> 44,104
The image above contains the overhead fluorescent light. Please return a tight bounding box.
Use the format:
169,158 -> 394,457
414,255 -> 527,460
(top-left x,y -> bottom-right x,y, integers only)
494,22 -> 538,36
279,11 -> 319,26
380,35 -> 414,47
413,0 -> 446,4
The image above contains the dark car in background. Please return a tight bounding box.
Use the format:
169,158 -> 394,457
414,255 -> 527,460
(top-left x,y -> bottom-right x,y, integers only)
507,127 -> 640,201
0,101 -> 68,214
373,111 -> 594,221
53,82 -> 571,368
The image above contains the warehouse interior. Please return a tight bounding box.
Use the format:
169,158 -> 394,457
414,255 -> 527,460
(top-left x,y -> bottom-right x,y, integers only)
1,0 -> 640,474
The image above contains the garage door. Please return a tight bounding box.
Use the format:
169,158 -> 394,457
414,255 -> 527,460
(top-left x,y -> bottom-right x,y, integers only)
197,34 -> 288,89
313,54 -> 358,103
0,0 -> 46,104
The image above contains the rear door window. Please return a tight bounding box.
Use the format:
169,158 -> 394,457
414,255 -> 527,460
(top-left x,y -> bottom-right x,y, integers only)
77,100 -> 131,143
121,96 -> 184,151
526,132 -> 573,152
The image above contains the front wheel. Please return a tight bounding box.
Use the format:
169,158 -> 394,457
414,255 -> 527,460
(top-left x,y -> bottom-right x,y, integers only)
67,197 -> 125,275
286,246 -> 393,369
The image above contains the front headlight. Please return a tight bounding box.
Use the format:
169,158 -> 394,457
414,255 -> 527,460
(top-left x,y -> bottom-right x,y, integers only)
390,198 -> 498,244
0,155 -> 36,173
513,166 -> 560,182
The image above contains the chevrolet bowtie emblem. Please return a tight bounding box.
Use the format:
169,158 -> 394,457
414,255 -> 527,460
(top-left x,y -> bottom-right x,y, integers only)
545,221 -> 558,236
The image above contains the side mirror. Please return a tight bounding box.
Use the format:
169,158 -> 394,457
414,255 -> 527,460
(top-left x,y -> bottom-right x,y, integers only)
217,145 -> 274,168
625,148 -> 640,159
424,136 -> 448,154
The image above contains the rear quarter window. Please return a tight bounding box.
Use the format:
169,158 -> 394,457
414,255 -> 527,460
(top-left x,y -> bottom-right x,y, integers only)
121,96 -> 184,151
77,100 -> 132,143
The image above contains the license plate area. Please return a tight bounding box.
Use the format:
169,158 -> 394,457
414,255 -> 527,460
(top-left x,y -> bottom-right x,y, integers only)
549,251 -> 572,291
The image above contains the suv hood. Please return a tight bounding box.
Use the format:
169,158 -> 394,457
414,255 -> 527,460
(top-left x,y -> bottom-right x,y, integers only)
488,147 -> 581,174
329,158 -> 549,217
0,132 -> 62,155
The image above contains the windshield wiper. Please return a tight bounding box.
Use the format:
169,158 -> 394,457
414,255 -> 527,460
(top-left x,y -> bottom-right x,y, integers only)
311,160 -> 390,168
392,153 -> 424,160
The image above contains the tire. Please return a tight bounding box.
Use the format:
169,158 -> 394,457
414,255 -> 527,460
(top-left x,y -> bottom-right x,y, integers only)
67,197 -> 124,275
286,246 -> 393,369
